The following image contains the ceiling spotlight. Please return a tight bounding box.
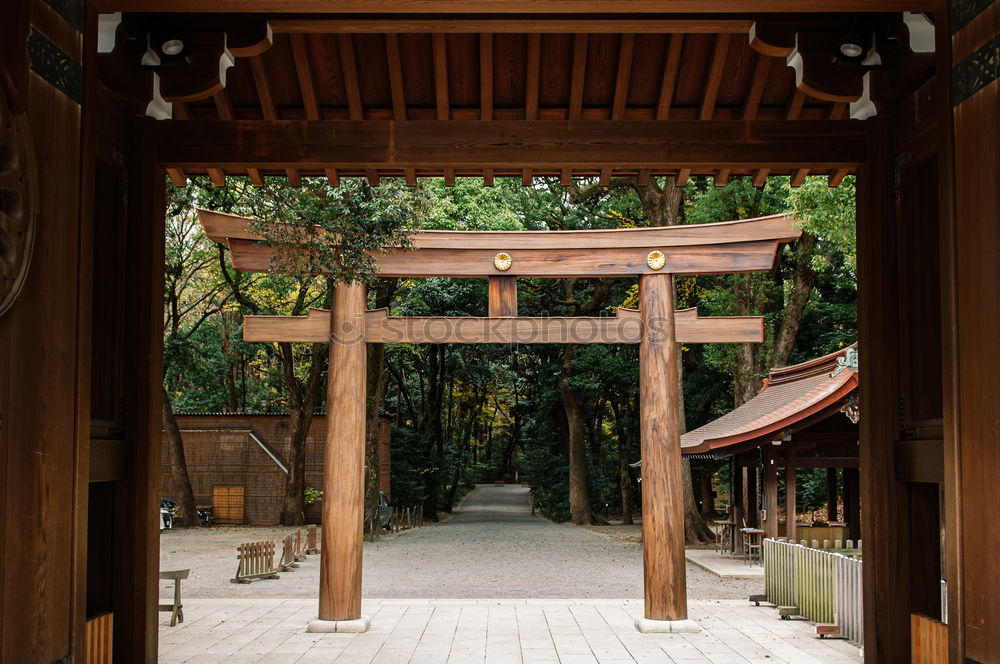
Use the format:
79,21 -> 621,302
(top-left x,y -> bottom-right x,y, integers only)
161,39 -> 185,57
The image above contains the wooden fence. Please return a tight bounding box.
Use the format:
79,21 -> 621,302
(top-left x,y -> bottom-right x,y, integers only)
911,613 -> 947,663
306,524 -> 320,554
84,613 -> 113,664
278,534 -> 299,572
231,541 -> 280,583
763,538 -> 864,645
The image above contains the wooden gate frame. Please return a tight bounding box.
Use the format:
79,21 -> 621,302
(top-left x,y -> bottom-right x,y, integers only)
201,208 -> 800,630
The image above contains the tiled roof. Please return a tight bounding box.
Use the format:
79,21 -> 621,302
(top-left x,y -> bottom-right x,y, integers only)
681,344 -> 858,455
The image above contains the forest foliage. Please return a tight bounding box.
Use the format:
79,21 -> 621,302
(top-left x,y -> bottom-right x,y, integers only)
163,174 -> 856,528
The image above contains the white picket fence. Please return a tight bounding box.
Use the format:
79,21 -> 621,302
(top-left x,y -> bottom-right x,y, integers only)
763,538 -> 864,645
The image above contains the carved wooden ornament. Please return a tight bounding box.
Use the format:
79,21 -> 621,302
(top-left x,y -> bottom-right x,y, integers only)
0,70 -> 38,317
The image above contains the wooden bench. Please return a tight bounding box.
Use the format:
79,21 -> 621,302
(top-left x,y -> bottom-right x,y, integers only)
159,569 -> 189,626
231,541 -> 280,583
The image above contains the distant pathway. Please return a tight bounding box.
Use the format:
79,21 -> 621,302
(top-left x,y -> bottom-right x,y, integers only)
161,484 -> 760,599
361,484 -> 756,599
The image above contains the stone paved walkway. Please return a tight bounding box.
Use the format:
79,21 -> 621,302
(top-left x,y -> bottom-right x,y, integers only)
161,485 -> 759,599
157,598 -> 863,663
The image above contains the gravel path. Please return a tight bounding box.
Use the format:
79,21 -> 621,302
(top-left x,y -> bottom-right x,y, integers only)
159,484 -> 761,600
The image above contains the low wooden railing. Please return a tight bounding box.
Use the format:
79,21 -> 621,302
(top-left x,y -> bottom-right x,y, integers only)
763,538 -> 864,644
85,613 -> 113,664
911,613 -> 947,663
231,541 -> 280,583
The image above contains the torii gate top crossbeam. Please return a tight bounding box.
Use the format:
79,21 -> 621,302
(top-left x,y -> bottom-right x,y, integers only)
198,210 -> 801,278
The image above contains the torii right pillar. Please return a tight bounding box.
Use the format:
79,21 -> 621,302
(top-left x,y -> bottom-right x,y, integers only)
636,273 -> 698,633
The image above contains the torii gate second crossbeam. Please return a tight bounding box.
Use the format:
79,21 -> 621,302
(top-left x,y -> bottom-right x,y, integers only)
199,209 -> 800,634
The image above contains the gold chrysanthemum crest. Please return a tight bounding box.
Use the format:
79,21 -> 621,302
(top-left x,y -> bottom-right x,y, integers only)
646,250 -> 666,271
494,252 -> 513,271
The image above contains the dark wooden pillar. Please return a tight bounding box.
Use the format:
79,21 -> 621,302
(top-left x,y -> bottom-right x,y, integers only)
763,447 -> 779,539
638,273 -> 686,622
945,3 -> 1000,660
746,459 -> 759,527
843,467 -> 861,543
826,468 -> 838,522
318,283 -> 367,622
785,448 -> 797,543
731,455 -> 744,529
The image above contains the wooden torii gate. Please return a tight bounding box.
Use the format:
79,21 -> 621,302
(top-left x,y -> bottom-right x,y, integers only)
200,209 -> 800,633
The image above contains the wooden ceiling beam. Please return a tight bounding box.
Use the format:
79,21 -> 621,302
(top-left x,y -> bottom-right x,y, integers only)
568,34 -> 588,121
655,34 -> 684,120
167,169 -> 188,186
828,169 -> 850,187
339,34 -> 364,121
267,18 -> 756,33
96,2 -> 939,14
249,54 -> 299,184
611,34 -> 635,121
155,119 -> 867,170
699,33 -> 731,120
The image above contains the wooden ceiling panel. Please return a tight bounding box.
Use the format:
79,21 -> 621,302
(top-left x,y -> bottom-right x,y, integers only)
672,34 -> 711,109
399,33 -> 436,109
539,34 -> 572,108
627,35 -> 670,108
306,35 -> 348,109
445,34 -> 480,108
715,39 -> 758,109
221,58 -> 258,111
581,34 -> 619,109
353,34 -> 393,110
493,34 -> 527,109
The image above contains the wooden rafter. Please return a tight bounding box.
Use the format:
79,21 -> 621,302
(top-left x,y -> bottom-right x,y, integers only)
525,34 -> 541,120
612,34 -> 635,121
248,55 -> 280,185
338,35 -> 364,121
655,34 -> 683,120
479,33 -> 493,121
699,33 -> 731,120
433,34 -> 450,121
289,34 -> 320,121
568,34 -> 588,121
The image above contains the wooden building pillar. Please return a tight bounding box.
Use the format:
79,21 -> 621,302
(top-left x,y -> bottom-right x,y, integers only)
732,457 -> 744,530
826,468 -> 838,522
746,459 -> 759,528
843,467 -> 861,543
785,448 -> 797,543
314,283 -> 368,629
763,447 -> 779,539
637,273 -> 689,627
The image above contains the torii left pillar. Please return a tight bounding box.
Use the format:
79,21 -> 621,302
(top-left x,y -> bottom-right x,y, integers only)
307,283 -> 371,633
635,273 -> 698,633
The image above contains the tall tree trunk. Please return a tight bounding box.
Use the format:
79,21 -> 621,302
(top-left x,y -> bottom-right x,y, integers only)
609,397 -> 634,525
561,345 -> 604,525
773,233 -> 819,366
365,342 -> 386,521
422,344 -> 446,520
162,384 -> 198,527
219,310 -> 240,412
279,341 -> 326,525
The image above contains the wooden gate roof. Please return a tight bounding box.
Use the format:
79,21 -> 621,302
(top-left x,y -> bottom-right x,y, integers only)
97,7 -> 936,186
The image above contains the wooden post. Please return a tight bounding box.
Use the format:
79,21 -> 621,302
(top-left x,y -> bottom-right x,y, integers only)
732,456 -> 744,530
488,276 -> 518,317
785,448 -> 797,543
826,468 -> 838,522
843,467 -> 861,542
318,283 -> 367,623
638,273 -> 687,623
746,458 -> 759,527
764,446 -> 779,539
